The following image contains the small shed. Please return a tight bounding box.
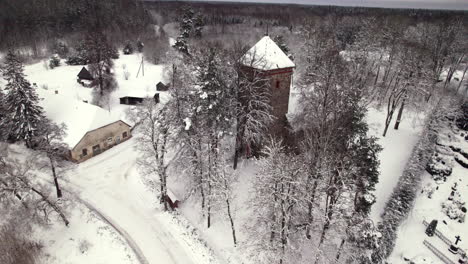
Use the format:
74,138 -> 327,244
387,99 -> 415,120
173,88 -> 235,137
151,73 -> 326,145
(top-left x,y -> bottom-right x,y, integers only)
156,82 -> 169,91
77,67 -> 94,81
119,96 -> 144,105
165,189 -> 180,210
119,93 -> 159,105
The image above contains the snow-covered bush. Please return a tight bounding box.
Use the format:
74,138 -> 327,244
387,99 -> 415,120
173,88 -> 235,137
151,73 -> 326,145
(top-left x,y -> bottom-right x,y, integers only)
78,239 -> 92,254
426,153 -> 452,180
442,186 -> 466,223
48,54 -> 60,69
123,42 -> 134,55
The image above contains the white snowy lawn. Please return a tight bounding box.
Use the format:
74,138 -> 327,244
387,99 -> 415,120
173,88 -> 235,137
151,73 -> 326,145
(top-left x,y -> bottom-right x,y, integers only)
366,107 -> 425,222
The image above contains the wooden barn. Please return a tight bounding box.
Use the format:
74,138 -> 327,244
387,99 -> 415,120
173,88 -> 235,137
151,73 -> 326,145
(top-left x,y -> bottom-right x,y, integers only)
77,67 -> 94,87
77,67 -> 94,81
156,82 -> 169,91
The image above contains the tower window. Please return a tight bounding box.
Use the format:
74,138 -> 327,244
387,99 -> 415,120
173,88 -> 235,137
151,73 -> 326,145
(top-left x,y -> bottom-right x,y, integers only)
276,80 -> 280,89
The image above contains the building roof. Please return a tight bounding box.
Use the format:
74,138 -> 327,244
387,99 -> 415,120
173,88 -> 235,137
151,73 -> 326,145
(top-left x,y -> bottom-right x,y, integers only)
240,36 -> 295,71
77,67 -> 94,80
40,91 -> 123,149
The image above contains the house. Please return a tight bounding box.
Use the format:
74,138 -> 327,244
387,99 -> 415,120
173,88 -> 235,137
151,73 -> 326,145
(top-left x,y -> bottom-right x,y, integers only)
40,92 -> 132,163
156,82 -> 169,91
119,93 -> 159,105
77,67 -> 94,87
77,67 -> 94,81
240,35 -> 296,136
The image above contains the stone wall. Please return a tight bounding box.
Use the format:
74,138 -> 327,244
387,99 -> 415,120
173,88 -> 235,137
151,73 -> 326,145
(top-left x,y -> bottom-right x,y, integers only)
70,120 -> 131,162
239,66 -> 294,137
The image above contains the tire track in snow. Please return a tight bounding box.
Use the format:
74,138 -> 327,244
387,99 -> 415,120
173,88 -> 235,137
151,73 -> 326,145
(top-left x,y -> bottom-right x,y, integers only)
67,190 -> 150,264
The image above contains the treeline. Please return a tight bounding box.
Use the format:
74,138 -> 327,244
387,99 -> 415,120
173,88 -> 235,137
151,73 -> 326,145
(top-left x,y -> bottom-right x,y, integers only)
0,0 -> 151,54
144,0 -> 468,28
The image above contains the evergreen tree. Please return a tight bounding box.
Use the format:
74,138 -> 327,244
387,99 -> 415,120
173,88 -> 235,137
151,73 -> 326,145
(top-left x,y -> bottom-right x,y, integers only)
0,88 -> 5,141
1,51 -> 45,148
173,36 -> 190,56
179,7 -> 194,38
193,13 -> 205,39
273,35 -> 290,56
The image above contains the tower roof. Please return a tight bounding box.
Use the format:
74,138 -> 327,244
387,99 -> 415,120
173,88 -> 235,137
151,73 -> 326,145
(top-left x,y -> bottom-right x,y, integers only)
240,36 -> 295,71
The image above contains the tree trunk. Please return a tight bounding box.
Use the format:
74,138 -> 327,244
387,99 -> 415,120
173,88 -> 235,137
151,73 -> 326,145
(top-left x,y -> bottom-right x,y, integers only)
457,64 -> 468,93
393,97 -> 405,130
49,157 -> 62,198
306,180 -> 318,239
31,187 -> 69,226
335,238 -> 346,261
225,195 -> 237,245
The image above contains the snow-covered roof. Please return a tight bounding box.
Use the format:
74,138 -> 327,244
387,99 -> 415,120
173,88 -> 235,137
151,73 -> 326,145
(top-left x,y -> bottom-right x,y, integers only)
39,91 -> 123,149
240,36 -> 295,71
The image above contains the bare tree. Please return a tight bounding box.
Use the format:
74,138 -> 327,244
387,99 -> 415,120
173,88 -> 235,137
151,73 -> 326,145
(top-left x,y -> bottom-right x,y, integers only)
0,144 -> 69,226
136,100 -> 176,211
35,119 -> 69,199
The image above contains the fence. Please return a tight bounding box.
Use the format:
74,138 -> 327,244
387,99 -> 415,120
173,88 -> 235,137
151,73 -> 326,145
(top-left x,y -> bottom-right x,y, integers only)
423,240 -> 457,264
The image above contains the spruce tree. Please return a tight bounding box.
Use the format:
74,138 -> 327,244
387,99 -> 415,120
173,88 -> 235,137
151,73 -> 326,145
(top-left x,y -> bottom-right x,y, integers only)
0,88 -> 5,140
1,51 -> 45,147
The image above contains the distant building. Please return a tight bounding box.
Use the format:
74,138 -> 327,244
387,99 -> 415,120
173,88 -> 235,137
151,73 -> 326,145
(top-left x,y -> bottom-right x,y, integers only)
77,67 -> 94,87
40,92 -> 132,163
156,82 -> 169,91
240,35 -> 295,136
119,93 -> 159,105
119,96 -> 144,105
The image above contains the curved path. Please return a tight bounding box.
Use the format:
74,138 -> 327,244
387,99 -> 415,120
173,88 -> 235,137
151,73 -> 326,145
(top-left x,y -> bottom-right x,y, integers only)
61,138 -> 215,264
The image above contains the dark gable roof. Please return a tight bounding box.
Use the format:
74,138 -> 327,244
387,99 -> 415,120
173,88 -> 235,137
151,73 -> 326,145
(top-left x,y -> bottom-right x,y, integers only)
156,81 -> 168,91
77,67 -> 94,80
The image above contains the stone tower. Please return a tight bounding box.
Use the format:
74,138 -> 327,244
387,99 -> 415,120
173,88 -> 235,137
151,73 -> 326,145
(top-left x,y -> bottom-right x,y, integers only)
240,36 -> 295,136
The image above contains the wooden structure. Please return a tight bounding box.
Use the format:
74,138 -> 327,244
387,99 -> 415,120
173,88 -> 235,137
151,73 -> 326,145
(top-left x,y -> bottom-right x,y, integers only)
119,96 -> 144,105
71,120 -> 132,162
77,67 -> 94,81
164,189 -> 180,210
240,36 -> 295,136
156,82 -> 169,91
119,93 -> 159,105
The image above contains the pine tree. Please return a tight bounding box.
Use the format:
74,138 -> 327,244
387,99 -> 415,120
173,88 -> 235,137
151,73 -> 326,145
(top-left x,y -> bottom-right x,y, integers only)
273,35 -> 290,56
179,7 -> 194,38
0,88 -> 5,140
1,51 -> 45,147
193,13 -> 204,39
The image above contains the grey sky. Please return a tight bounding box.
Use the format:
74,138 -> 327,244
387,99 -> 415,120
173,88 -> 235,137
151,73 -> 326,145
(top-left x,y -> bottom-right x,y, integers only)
188,0 -> 468,10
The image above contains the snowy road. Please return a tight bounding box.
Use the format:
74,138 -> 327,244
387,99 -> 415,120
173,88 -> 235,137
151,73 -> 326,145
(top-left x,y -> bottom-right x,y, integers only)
62,138 -> 216,264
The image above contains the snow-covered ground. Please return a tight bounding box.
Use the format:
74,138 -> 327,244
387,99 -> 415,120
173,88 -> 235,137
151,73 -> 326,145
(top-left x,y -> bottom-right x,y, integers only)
34,202 -> 139,264
367,108 -> 426,222
388,121 -> 468,264
61,138 -> 219,264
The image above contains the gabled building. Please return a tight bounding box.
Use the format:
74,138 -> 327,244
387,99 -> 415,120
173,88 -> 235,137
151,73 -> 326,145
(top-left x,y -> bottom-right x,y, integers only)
40,92 -> 132,163
77,67 -> 94,87
240,35 -> 295,136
